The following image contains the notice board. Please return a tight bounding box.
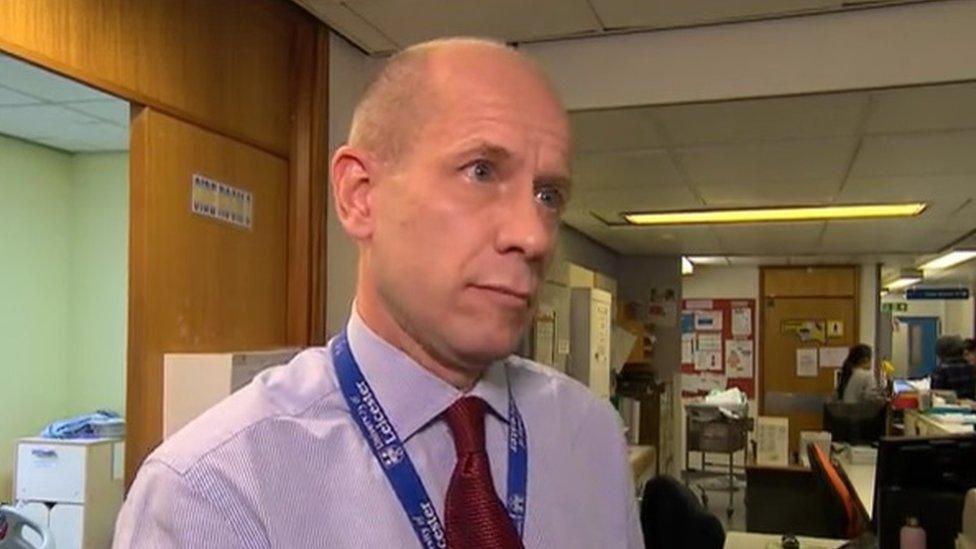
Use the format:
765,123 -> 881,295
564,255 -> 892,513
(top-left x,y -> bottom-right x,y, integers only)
681,299 -> 757,398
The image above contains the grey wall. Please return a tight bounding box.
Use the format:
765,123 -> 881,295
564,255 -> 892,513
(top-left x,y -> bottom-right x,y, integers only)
616,255 -> 682,377
326,32 -> 379,336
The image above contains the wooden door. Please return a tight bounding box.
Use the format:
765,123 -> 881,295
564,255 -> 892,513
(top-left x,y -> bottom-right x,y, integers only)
760,267 -> 859,456
126,108 -> 291,480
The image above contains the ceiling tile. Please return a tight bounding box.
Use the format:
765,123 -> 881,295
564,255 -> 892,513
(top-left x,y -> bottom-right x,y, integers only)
852,130 -> 976,177
598,225 -> 723,255
570,107 -> 664,153
344,0 -> 601,47
568,184 -> 702,221
838,174 -> 976,203
0,84 -> 41,106
573,150 -> 685,190
0,53 -> 111,102
676,137 -> 855,187
301,0 -> 398,52
62,100 -> 129,127
696,178 -> 839,207
0,105 -> 99,140
713,222 -> 825,255
589,0 -> 842,30
654,93 -> 867,146
866,81 -> 976,134
819,220 -> 964,254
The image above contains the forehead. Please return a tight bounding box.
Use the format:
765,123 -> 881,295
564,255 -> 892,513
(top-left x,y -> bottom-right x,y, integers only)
419,51 -> 571,153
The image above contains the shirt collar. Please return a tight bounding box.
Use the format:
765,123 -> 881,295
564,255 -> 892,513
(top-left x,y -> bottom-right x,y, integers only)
345,309 -> 511,442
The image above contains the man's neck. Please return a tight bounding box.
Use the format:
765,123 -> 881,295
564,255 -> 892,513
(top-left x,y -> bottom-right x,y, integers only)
354,297 -> 484,392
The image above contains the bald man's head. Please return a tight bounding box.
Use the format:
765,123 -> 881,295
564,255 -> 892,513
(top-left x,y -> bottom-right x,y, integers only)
348,37 -> 558,165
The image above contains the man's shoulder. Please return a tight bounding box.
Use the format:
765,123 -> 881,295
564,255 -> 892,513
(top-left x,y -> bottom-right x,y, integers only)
148,346 -> 342,475
506,355 -> 617,420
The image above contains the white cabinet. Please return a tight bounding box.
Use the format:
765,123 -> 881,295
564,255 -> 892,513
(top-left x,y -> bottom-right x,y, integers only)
569,288 -> 613,399
163,349 -> 299,438
15,437 -> 123,549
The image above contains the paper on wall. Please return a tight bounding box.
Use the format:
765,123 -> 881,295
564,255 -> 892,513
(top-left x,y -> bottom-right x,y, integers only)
699,373 -> 728,392
694,310 -> 723,331
695,350 -> 722,372
696,332 -> 722,352
818,346 -> 848,369
681,333 -> 694,364
725,339 -> 754,378
682,373 -> 728,394
796,347 -> 819,377
731,307 -> 752,336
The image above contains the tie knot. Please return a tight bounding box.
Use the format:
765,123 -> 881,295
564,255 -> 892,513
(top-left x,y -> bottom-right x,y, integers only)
445,396 -> 487,456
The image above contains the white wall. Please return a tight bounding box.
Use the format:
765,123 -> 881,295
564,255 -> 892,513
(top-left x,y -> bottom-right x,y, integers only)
326,32 -> 380,335
683,265 -> 758,300
859,264 -> 880,349
681,266 -> 759,470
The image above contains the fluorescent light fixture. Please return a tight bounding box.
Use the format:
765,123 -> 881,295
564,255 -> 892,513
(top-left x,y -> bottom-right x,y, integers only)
623,203 -> 927,226
682,256 -> 694,276
687,256 -> 729,266
918,250 -> 976,271
884,269 -> 923,291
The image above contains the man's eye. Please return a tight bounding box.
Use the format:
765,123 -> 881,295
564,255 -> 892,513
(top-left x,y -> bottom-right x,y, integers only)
464,160 -> 495,182
536,186 -> 567,212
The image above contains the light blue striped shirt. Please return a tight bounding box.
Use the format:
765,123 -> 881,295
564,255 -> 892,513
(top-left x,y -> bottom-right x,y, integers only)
113,312 -> 642,548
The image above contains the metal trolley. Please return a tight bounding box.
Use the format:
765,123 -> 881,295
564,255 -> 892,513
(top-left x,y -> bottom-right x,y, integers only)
683,402 -> 753,519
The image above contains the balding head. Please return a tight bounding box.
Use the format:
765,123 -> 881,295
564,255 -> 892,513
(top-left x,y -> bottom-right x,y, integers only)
332,36 -> 571,388
348,37 -> 561,165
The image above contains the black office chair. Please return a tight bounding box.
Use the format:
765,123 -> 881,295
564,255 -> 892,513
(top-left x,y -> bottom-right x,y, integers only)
640,475 -> 725,549
823,400 -> 886,445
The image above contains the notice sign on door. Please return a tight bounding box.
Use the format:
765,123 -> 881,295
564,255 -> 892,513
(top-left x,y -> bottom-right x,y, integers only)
191,173 -> 253,230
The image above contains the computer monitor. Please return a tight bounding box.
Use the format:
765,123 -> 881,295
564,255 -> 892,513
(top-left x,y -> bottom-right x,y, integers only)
874,434 -> 976,548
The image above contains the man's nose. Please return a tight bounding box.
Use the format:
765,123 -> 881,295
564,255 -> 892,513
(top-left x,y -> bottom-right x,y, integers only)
494,183 -> 555,261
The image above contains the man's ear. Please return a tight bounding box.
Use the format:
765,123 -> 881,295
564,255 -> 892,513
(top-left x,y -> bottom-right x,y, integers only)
331,145 -> 376,240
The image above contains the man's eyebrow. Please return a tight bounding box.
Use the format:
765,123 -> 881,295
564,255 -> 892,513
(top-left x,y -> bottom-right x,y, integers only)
536,174 -> 573,191
455,141 -> 515,161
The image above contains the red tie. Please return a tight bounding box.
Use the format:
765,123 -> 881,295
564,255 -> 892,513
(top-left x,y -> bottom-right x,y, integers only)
443,397 -> 524,549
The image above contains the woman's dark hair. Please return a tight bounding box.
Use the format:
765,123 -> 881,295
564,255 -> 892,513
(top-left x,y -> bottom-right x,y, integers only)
837,344 -> 872,399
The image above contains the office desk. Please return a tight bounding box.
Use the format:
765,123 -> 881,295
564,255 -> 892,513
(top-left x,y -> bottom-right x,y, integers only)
836,454 -> 875,519
904,409 -> 975,436
724,532 -> 844,548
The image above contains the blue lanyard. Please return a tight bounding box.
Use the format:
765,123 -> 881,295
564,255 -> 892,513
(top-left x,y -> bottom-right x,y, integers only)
332,331 -> 528,549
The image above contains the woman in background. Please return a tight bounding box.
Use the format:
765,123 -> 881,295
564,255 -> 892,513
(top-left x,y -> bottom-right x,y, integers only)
837,344 -> 884,403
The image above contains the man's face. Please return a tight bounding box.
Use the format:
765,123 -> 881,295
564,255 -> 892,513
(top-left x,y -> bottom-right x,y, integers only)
965,349 -> 976,367
367,52 -> 571,368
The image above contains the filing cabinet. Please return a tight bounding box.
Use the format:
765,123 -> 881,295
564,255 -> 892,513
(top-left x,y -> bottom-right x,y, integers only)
14,437 -> 123,549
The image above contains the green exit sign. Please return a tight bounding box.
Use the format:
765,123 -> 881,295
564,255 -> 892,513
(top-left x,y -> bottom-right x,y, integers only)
881,302 -> 908,313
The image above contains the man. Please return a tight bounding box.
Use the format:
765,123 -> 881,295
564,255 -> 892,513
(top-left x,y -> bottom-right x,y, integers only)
964,338 -> 976,368
114,38 -> 642,548
931,335 -> 975,400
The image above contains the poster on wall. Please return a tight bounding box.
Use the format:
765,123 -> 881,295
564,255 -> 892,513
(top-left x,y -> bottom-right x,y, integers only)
681,333 -> 694,363
694,310 -> 723,331
695,350 -> 722,372
731,307 -> 752,336
725,339 -> 754,378
681,298 -> 756,397
696,332 -> 722,353
796,348 -> 819,377
782,319 -> 827,344
819,346 -> 847,369
646,287 -> 679,326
